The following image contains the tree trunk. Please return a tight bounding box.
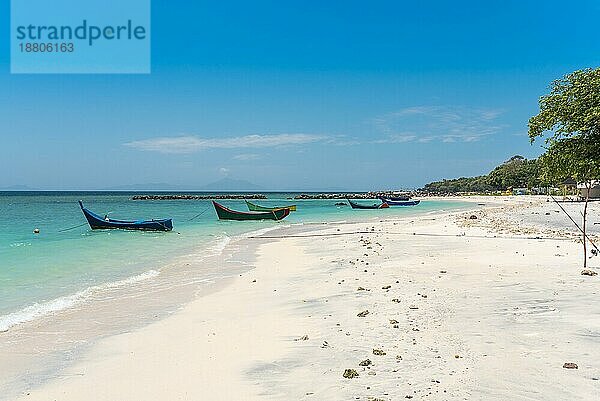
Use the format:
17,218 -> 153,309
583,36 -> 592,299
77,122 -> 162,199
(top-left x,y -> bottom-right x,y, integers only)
582,182 -> 590,268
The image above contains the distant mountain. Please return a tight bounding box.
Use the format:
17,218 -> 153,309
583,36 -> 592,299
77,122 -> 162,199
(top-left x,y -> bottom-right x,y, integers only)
199,178 -> 263,191
103,183 -> 186,191
0,185 -> 37,191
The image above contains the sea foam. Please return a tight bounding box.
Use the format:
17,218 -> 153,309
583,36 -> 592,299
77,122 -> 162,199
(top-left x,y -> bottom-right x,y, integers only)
0,269 -> 159,332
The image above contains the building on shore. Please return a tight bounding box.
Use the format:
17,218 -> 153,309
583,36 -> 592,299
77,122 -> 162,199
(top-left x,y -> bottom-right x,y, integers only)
578,180 -> 600,199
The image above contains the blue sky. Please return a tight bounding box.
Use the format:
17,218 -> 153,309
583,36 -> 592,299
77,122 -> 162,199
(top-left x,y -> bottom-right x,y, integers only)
1,0 -> 599,190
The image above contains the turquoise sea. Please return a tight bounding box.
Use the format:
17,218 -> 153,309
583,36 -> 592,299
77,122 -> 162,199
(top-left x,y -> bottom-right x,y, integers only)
0,192 -> 470,331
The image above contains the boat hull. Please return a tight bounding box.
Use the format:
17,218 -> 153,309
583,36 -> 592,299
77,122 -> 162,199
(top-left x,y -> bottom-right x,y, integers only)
245,200 -> 297,212
348,199 -> 389,209
379,199 -> 421,206
214,201 -> 290,221
79,201 -> 173,231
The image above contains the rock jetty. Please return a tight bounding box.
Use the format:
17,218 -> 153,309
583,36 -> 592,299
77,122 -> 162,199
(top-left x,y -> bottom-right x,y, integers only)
131,194 -> 267,200
293,192 -> 411,200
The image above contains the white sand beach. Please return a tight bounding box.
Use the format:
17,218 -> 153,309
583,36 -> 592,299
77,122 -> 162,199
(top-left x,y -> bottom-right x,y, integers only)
9,197 -> 600,400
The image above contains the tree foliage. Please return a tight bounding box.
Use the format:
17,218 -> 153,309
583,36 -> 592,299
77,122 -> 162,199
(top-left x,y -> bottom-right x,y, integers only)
538,135 -> 600,184
421,156 -> 540,193
528,67 -> 600,268
529,68 -> 600,142
487,156 -> 540,189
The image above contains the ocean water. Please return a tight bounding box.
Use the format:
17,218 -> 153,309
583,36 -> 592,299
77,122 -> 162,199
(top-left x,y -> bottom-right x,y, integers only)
0,192 -> 470,331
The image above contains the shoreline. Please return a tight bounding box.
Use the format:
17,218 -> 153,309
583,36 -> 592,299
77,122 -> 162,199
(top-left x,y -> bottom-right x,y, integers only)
0,200 -> 474,399
4,196 -> 600,400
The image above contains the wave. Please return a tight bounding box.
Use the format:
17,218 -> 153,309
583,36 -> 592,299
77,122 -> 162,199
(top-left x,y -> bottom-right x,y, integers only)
0,269 -> 159,332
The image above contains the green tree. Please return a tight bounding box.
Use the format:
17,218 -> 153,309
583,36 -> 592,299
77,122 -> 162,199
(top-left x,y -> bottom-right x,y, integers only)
529,68 -> 600,268
486,156 -> 540,190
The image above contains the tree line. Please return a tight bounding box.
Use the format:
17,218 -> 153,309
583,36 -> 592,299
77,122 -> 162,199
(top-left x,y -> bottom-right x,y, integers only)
421,155 -> 541,193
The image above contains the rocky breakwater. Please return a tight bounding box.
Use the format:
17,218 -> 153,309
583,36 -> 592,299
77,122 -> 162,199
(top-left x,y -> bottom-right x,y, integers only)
131,194 -> 267,200
293,191 -> 412,200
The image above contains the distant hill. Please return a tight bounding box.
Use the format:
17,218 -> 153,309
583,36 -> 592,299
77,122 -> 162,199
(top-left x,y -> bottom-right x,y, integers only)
199,178 -> 263,191
0,185 -> 37,191
103,183 -> 187,191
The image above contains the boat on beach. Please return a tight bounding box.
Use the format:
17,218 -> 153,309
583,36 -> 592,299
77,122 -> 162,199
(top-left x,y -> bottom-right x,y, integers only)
347,199 -> 390,209
213,201 -> 291,221
379,198 -> 421,206
245,200 -> 297,212
78,201 -> 173,231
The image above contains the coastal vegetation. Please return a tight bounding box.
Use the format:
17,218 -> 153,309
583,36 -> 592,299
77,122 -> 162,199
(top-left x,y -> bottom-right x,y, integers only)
529,67 -> 600,268
421,155 -> 540,193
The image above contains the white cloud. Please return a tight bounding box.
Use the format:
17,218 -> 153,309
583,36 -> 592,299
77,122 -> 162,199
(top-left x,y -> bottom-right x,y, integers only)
233,153 -> 261,161
125,133 -> 325,154
373,106 -> 504,144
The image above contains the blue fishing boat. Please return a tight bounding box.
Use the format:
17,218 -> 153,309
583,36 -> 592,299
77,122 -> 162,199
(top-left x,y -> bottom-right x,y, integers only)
348,199 -> 389,209
78,201 -> 173,231
379,198 -> 421,206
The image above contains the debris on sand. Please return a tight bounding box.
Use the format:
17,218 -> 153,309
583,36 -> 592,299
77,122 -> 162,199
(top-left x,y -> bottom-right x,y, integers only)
359,359 -> 372,366
563,362 -> 578,369
373,348 -> 386,356
391,298 -> 401,303
469,215 -> 478,220
343,368 -> 359,379
389,319 -> 399,325
581,269 -> 598,276
382,285 -> 391,290
294,335 -> 309,341
409,305 -> 419,310
357,310 -> 370,317
439,270 -> 447,274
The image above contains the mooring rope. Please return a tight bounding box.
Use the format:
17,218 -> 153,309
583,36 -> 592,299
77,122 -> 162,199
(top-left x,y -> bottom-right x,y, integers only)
57,222 -> 89,232
188,207 -> 211,222
550,195 -> 599,253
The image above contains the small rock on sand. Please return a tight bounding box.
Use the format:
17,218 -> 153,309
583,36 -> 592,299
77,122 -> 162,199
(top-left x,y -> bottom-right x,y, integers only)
389,319 -> 399,324
581,269 -> 598,276
563,362 -> 578,369
357,310 -> 370,317
373,348 -> 386,356
359,359 -> 372,366
343,369 -> 359,379
382,285 -> 391,290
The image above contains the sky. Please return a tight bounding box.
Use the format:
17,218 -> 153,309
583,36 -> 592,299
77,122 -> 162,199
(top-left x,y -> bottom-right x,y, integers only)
1,0 -> 599,191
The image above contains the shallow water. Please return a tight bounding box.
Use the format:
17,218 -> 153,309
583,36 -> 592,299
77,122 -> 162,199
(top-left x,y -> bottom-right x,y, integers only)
0,191 -> 470,331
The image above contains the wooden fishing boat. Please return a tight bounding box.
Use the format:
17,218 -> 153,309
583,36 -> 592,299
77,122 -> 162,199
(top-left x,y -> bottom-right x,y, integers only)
380,195 -> 410,201
245,200 -> 297,212
347,199 -> 389,209
78,201 -> 173,231
213,201 -> 290,221
379,198 -> 421,206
